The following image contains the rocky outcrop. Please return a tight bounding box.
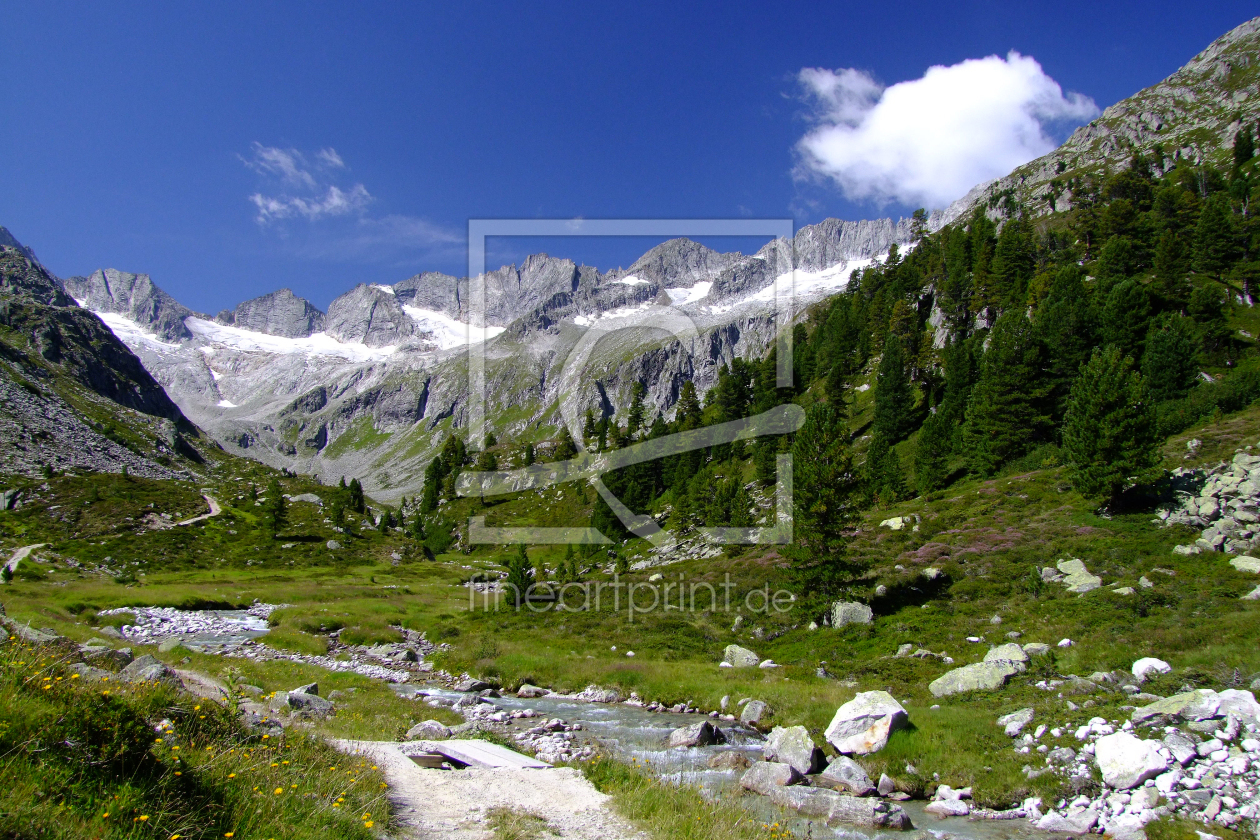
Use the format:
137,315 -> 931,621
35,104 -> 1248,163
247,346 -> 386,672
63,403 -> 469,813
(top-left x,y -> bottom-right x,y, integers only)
217,288 -> 324,337
763,725 -> 825,774
1161,452 -> 1260,556
325,284 -> 421,347
62,268 -> 198,341
824,691 -> 909,755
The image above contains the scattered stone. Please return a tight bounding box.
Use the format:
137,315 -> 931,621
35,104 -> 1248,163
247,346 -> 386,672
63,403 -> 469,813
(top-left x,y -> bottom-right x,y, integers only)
1138,576 -> 1154,588
1230,556 -> 1260,573
79,643 -> 132,670
740,700 -> 771,727
997,708 -> 1035,737
723,644 -> 760,668
1131,658 -> 1171,682
830,601 -> 873,627
929,660 -> 1026,697
824,691 -> 908,755
326,540 -> 341,550
984,643 -> 1030,666
1094,732 -> 1168,790
287,691 -> 334,716
157,638 -> 185,653
292,682 -> 319,696
815,755 -> 875,796
576,685 -> 620,703
1037,807 -> 1100,833
895,644 -> 913,657
739,761 -> 803,795
708,751 -> 751,770
119,654 -> 181,688
763,725 -> 825,774
923,567 -> 942,580
405,720 -> 451,740
1056,558 -> 1102,593
1022,642 -> 1051,656
877,773 -> 897,796
764,786 -> 911,829
454,678 -> 493,692
669,721 -> 724,749
925,798 -> 971,817
516,684 -> 548,698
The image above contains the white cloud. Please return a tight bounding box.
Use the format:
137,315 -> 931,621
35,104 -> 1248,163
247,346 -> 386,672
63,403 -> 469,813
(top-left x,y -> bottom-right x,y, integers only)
243,142 -> 371,223
316,148 -> 345,169
249,184 -> 372,222
795,51 -> 1099,209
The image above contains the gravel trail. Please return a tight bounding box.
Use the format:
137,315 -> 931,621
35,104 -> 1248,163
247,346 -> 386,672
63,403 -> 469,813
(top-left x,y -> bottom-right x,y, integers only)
332,739 -> 646,840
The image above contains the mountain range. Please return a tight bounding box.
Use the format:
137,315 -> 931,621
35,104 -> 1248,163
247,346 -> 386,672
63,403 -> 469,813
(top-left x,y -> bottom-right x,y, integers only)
3,15 -> 1258,502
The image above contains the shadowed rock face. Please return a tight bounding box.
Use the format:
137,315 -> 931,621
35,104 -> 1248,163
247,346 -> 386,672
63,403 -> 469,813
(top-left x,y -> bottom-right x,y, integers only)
62,268 -> 197,342
325,284 -> 419,347
218,288 -> 324,338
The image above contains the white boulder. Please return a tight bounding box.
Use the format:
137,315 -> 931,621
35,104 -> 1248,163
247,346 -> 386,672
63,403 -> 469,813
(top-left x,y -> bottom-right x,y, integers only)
824,691 -> 909,755
1094,732 -> 1169,790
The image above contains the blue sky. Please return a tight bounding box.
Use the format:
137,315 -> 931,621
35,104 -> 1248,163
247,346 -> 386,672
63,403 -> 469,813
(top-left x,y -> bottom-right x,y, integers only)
2,2 -> 1255,314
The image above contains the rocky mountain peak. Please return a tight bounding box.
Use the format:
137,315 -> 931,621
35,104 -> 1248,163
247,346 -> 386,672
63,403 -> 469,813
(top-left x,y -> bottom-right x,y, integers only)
625,238 -> 740,288
948,15 -> 1260,223
216,288 -> 325,338
325,283 -> 419,347
0,226 -> 40,266
392,271 -> 462,317
61,268 -> 197,342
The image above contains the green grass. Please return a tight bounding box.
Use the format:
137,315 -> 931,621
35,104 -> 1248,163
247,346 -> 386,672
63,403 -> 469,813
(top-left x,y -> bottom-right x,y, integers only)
0,633 -> 387,839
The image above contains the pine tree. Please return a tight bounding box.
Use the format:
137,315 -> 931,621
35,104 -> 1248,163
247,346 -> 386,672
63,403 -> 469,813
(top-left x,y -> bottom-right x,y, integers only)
626,382 -> 647,438
1100,279 -> 1151,361
263,477 -> 287,538
1062,345 -> 1160,503
582,410 -> 597,445
962,311 -> 1051,476
788,403 -> 863,612
1142,316 -> 1200,401
675,380 -> 702,430
523,442 -> 535,466
914,410 -> 953,494
872,334 -> 914,443
1193,195 -> 1236,279
503,544 -> 535,609
1035,266 -> 1098,417
554,428 -> 578,460
410,511 -> 426,541
1153,229 -> 1190,308
348,478 -> 365,513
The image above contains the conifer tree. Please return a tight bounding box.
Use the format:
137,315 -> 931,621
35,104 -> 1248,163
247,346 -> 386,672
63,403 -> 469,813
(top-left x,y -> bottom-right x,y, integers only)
348,478 -> 365,513
1035,266 -> 1098,417
523,442 -> 535,466
1100,279 -> 1151,361
626,382 -> 647,438
554,427 -> 578,460
1154,229 -> 1190,307
914,410 -> 952,494
1194,195 -> 1236,278
1062,346 -> 1160,503
1142,316 -> 1200,401
962,311 -> 1051,476
503,544 -> 535,609
675,381 -> 702,430
872,334 -> 914,443
788,403 -> 862,611
263,477 -> 287,538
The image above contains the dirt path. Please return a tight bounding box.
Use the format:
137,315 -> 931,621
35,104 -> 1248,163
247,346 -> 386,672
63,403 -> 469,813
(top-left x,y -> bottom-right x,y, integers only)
332,739 -> 646,840
2,543 -> 46,579
176,495 -> 221,527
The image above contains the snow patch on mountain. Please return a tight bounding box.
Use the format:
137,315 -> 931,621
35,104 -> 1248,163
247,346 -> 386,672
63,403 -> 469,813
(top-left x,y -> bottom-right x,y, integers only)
92,311 -> 182,352
664,281 -> 712,307
185,317 -> 396,363
401,305 -> 506,349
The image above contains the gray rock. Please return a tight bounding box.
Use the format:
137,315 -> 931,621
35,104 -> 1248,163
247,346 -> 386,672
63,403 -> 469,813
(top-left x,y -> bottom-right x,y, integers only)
288,691 -> 334,716
740,700 -> 771,727
79,643 -> 133,670
984,643 -> 1030,665
119,655 -> 182,688
157,638 -> 185,653
292,682 -> 319,696
723,644 -> 760,667
405,720 -> 452,740
69,661 -> 112,681
1132,689 -> 1221,723
877,773 -> 897,796
925,798 -> 971,817
97,626 -> 123,639
454,678 -> 493,692
288,493 -> 323,505
1056,558 -> 1102,593
929,660 -> 1026,697
1046,747 -> 1076,765
268,691 -> 291,712
62,268 -> 195,341
830,601 -> 873,627
763,725 -> 825,774
997,708 -> 1035,737
1131,657 -> 1171,682
739,761 -> 803,794
1094,732 -> 1168,789
765,786 -> 911,829
326,540 -> 341,550
824,691 -> 909,755
1229,556 -> 1260,573
218,288 -> 324,338
516,684 -> 548,698
1037,808 -> 1099,833
1162,731 -> 1198,766
1022,642 -> 1051,656
669,721 -> 725,748
815,755 -> 875,796
708,751 -> 751,770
